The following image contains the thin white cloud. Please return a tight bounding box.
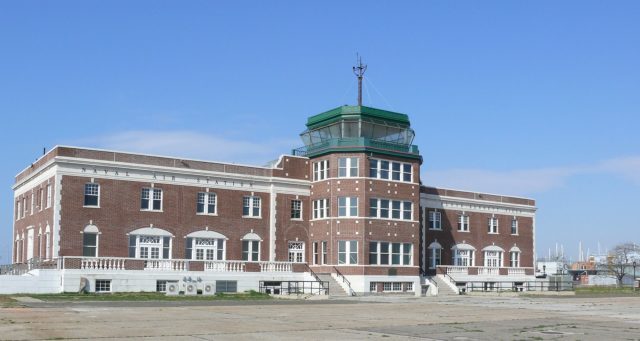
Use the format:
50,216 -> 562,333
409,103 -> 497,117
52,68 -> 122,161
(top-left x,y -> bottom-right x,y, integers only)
78,130 -> 300,166
424,155 -> 640,196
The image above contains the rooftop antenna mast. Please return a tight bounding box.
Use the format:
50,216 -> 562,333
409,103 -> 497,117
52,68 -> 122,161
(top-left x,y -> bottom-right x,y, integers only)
352,54 -> 367,106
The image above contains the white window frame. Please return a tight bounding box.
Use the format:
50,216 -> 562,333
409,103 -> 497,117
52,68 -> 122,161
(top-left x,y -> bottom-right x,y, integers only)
321,241 -> 328,265
338,240 -> 358,265
488,216 -> 499,234
191,238 -> 225,261
242,196 -> 261,218
95,279 -> 111,292
369,158 -> 413,183
453,249 -> 474,266
509,251 -> 520,268
30,192 -> 35,215
511,218 -> 518,235
39,188 -> 43,211
45,229 -> 51,260
458,213 -> 470,232
338,157 -> 358,178
84,183 -> 100,207
16,200 -> 21,221
82,232 -> 99,257
484,251 -> 503,268
291,199 -> 302,220
313,159 -> 329,181
312,199 -> 329,219
429,210 -> 442,230
312,242 -> 319,265
288,241 -> 305,263
429,247 -> 442,269
196,192 -> 217,215
369,241 -> 413,266
242,240 -> 260,261
369,198 -> 413,221
338,196 -> 358,217
129,234 -> 172,260
141,188 -> 163,211
22,197 -> 26,218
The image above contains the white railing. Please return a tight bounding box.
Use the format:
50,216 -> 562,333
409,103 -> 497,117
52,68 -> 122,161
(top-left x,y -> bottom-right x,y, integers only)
144,259 -> 188,271
507,268 -> 526,276
81,257 -> 126,270
478,267 -> 500,275
442,266 -> 469,274
259,261 -> 292,272
204,261 -> 246,272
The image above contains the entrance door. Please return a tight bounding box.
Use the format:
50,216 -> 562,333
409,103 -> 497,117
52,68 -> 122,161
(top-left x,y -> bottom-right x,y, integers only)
26,229 -> 34,261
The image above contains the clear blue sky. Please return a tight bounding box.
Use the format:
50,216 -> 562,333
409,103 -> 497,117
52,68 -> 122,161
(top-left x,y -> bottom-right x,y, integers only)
1,1 -> 639,263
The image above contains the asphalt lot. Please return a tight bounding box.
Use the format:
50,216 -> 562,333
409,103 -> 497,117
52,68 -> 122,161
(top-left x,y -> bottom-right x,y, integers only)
2,294 -> 640,340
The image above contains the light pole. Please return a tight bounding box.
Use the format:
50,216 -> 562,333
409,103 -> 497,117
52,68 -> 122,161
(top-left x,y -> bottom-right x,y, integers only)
633,261 -> 637,291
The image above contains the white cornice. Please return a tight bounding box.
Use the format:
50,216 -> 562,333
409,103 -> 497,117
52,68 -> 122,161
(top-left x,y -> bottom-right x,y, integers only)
421,193 -> 536,217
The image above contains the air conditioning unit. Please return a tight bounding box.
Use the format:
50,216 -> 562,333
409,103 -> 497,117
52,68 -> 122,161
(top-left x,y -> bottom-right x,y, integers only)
202,282 -> 216,295
184,282 -> 198,295
166,282 -> 180,296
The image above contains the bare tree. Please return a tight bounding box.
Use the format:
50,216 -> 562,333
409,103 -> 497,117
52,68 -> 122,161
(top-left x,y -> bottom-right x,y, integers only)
601,242 -> 640,287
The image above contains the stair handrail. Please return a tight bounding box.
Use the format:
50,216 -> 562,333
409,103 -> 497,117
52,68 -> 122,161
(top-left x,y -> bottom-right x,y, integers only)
443,272 -> 460,294
333,266 -> 356,296
304,263 -> 323,283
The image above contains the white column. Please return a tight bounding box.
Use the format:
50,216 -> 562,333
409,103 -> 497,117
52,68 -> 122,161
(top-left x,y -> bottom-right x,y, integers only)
269,184 -> 277,261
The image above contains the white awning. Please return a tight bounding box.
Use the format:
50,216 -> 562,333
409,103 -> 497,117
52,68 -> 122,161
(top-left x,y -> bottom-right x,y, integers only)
509,246 -> 522,253
186,230 -> 227,240
451,243 -> 476,251
482,245 -> 505,252
129,227 -> 173,237
83,224 -> 99,233
242,232 -> 262,241
428,241 -> 442,249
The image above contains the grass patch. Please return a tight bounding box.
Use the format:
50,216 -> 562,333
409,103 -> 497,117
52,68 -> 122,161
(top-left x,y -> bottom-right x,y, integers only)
575,286 -> 640,296
20,290 -> 271,302
0,296 -> 18,308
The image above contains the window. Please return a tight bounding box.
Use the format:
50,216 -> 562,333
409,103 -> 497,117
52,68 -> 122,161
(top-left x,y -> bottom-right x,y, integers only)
156,280 -> 168,292
39,188 -> 43,211
338,197 -> 358,217
186,238 -> 225,260
510,251 -> 520,268
196,192 -> 217,215
312,242 -> 319,265
511,218 -> 518,235
369,199 -> 412,220
141,188 -> 162,211
338,240 -> 358,265
321,241 -> 328,264
488,216 -> 499,234
84,183 -> 99,207
83,233 -> 98,257
458,214 -> 469,232
129,235 -> 171,259
429,211 -> 442,230
16,201 -> 21,221
484,251 -> 502,268
453,249 -> 474,266
216,280 -> 238,293
313,199 -> 329,219
313,159 -> 329,181
242,240 -> 260,261
242,196 -> 261,217
291,200 -> 302,219
22,197 -> 26,217
45,230 -> 51,260
288,241 -> 305,263
46,184 -> 52,208
369,159 -> 413,182
369,242 -> 413,265
95,280 -> 111,292
338,157 -> 358,178
30,193 -> 35,215
429,247 -> 442,269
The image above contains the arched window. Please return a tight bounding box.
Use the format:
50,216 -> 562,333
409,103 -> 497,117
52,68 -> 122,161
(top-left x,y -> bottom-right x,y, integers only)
37,227 -> 42,259
82,224 -> 100,257
128,227 -> 173,259
451,242 -> 476,266
241,232 -> 262,262
482,245 -> 505,268
15,234 -> 21,263
427,241 -> 442,269
184,230 -> 227,261
288,241 -> 305,263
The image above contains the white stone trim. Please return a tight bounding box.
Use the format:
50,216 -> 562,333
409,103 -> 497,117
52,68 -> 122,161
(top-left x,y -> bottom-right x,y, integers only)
129,227 -> 173,237
185,230 -> 227,239
421,193 -> 536,217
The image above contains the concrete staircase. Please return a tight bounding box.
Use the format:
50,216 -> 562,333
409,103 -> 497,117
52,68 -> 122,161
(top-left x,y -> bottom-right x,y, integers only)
431,275 -> 459,296
317,273 -> 350,297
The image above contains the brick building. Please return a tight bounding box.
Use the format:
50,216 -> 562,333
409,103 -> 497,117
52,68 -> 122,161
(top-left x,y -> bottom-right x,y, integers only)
10,105 -> 536,295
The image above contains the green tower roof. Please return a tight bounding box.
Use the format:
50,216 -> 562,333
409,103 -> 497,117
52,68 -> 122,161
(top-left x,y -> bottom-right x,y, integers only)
306,105 -> 410,130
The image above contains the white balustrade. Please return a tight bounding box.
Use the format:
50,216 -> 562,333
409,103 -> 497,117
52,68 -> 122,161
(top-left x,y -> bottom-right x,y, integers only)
507,268 -> 526,276
444,266 -> 469,274
80,257 -> 126,270
478,267 -> 500,275
259,261 -> 293,272
205,261 -> 246,272
144,259 -> 188,271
